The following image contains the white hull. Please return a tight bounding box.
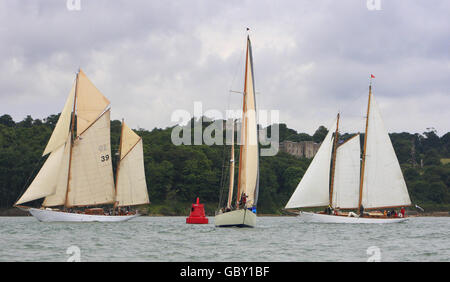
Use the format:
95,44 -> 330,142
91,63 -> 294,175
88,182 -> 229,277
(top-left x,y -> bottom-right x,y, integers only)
25,208 -> 140,222
300,211 -> 408,224
215,209 -> 256,227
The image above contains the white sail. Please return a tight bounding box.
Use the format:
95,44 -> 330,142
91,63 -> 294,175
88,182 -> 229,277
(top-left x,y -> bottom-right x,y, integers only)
115,123 -> 149,207
332,134 -> 360,209
15,143 -> 65,205
285,121 -> 336,209
42,134 -> 71,207
361,94 -> 411,209
237,36 -> 259,208
42,82 -> 75,156
76,69 -> 110,135
66,110 -> 115,207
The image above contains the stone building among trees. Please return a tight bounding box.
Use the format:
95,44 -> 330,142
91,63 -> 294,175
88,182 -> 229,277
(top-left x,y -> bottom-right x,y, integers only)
279,141 -> 321,158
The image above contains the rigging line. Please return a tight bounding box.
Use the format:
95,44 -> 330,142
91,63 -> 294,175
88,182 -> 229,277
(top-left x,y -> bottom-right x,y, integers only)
217,36 -> 246,211
227,44 -> 246,113
217,141 -> 230,211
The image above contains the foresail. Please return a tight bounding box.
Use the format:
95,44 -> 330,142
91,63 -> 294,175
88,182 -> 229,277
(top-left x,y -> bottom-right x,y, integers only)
42,82 -> 75,156
332,135 -> 360,209
285,121 -> 336,209
66,110 -> 115,207
42,133 -> 71,207
115,139 -> 149,206
76,69 -> 110,135
361,95 -> 411,208
15,143 -> 65,205
237,36 -> 259,208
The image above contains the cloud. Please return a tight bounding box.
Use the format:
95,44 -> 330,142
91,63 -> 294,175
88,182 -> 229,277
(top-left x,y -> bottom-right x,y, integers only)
0,0 -> 448,136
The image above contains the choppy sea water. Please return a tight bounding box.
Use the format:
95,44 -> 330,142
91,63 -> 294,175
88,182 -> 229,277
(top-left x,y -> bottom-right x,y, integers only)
0,216 -> 448,262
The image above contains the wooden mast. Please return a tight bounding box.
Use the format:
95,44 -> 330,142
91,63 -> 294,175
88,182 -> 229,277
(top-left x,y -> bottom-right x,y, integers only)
236,35 -> 250,209
358,79 -> 372,212
227,120 -> 235,209
64,71 -> 79,209
329,113 -> 340,207
114,118 -> 125,212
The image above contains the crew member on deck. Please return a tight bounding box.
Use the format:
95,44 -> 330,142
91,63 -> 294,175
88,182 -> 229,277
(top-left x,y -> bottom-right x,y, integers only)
359,205 -> 365,217
242,193 -> 247,207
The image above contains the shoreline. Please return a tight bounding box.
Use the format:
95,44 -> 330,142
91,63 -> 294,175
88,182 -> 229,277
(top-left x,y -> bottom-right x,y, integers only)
1,209 -> 449,217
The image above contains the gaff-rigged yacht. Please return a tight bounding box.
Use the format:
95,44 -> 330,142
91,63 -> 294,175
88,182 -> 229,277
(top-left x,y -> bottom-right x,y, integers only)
15,70 -> 149,222
285,76 -> 411,223
215,35 -> 259,228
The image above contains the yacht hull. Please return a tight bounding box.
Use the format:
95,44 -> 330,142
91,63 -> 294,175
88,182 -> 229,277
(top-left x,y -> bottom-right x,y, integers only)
215,209 -> 256,228
300,211 -> 408,224
24,207 -> 140,222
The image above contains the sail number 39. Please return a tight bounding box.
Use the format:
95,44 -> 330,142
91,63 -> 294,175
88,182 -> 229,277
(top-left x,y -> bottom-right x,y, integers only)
101,154 -> 110,162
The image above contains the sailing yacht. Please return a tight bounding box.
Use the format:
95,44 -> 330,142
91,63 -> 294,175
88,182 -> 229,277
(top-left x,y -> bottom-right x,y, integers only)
215,35 -> 259,227
14,69 -> 149,222
285,77 -> 411,223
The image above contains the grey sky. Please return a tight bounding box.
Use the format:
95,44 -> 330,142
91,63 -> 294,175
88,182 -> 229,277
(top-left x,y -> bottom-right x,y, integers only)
0,0 -> 448,135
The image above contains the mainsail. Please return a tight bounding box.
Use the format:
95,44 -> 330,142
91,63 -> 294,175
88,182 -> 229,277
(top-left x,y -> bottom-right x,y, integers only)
115,122 -> 149,207
66,110 -> 115,207
361,94 -> 411,209
285,120 -> 336,209
236,36 -> 259,208
332,134 -> 360,209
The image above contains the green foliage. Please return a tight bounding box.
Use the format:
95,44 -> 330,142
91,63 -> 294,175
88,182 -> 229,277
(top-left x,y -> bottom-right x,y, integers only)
0,114 -> 448,214
312,126 -> 329,143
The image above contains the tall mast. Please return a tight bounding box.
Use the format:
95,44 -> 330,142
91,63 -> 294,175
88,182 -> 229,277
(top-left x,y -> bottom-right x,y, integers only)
329,113 -> 340,206
64,71 -> 79,209
227,120 -> 235,209
114,118 -> 125,210
236,35 -> 250,209
358,78 -> 372,211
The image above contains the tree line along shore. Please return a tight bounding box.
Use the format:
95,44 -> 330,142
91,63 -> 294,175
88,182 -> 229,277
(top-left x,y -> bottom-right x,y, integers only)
0,114 -> 449,216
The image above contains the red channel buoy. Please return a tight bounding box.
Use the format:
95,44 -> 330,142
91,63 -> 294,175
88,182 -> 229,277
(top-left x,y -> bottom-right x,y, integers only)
186,197 -> 209,224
